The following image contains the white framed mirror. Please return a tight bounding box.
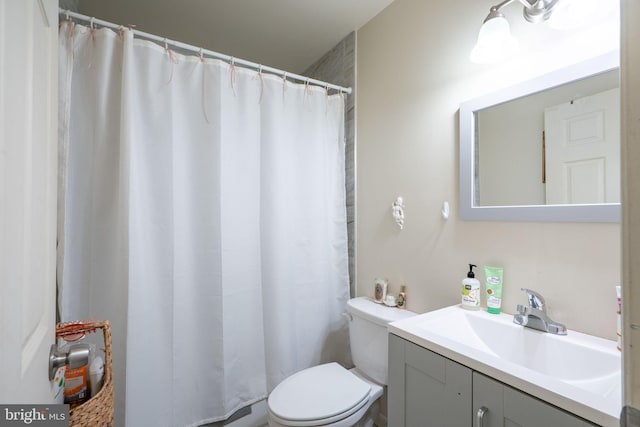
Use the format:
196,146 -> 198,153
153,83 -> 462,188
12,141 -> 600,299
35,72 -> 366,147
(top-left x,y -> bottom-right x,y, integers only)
459,51 -> 620,222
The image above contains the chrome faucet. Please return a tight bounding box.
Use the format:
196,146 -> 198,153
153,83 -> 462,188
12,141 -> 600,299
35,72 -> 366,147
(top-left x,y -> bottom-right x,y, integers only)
513,288 -> 567,335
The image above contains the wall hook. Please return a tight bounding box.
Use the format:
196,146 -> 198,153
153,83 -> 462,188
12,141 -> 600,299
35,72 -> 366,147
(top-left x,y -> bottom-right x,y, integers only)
441,201 -> 450,220
392,197 -> 405,230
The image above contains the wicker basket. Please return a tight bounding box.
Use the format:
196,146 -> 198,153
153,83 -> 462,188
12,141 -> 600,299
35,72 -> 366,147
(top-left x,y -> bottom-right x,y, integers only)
56,320 -> 114,427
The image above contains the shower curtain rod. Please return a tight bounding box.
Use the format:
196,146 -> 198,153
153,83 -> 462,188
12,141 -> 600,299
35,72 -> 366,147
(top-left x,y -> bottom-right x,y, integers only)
59,9 -> 353,95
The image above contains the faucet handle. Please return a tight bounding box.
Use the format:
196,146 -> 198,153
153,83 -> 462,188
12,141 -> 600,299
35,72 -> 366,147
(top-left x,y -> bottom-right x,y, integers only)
521,288 -> 546,312
515,303 -> 528,315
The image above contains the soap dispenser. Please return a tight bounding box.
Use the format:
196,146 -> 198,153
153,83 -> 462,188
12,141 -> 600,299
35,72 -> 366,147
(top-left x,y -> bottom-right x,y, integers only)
461,264 -> 480,310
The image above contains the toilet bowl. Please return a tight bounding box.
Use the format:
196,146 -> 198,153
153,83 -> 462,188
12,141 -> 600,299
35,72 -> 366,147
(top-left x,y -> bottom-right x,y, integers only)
267,297 -> 416,427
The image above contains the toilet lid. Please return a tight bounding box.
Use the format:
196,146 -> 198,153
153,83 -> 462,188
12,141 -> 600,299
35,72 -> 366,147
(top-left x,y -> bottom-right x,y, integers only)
268,363 -> 371,424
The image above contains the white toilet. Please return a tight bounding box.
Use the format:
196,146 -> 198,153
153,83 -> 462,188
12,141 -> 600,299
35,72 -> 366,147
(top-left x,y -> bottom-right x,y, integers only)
267,297 -> 416,427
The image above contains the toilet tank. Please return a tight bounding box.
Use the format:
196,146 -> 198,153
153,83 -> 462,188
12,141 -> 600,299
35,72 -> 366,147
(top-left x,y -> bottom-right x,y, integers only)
346,297 -> 416,385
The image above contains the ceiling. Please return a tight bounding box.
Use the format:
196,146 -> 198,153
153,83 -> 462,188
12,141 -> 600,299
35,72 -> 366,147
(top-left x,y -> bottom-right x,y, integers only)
77,0 -> 395,73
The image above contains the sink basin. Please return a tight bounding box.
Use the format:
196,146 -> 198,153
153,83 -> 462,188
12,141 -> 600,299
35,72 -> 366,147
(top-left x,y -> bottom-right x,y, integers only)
389,305 -> 621,426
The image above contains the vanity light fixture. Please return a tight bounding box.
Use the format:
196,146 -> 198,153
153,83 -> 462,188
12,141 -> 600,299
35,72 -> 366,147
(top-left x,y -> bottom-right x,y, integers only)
470,0 -> 560,64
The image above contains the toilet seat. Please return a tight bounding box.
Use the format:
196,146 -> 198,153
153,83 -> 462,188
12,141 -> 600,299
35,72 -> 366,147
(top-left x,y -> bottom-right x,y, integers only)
268,363 -> 372,427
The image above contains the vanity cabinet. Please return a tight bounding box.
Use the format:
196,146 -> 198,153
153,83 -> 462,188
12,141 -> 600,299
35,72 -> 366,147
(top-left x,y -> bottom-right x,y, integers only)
388,333 -> 472,426
388,334 -> 598,427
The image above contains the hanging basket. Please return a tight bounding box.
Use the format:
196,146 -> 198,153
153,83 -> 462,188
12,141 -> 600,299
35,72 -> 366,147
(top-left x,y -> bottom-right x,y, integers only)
56,320 -> 114,427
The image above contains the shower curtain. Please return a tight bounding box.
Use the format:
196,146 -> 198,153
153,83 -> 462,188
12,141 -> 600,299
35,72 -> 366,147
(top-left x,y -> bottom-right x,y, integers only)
58,22 -> 350,427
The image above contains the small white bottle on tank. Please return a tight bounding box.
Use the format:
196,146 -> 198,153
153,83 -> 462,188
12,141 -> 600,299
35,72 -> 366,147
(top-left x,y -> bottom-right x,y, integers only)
461,264 -> 480,310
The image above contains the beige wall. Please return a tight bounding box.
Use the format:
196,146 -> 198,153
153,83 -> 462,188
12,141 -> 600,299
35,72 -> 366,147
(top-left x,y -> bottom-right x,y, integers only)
356,0 -> 620,339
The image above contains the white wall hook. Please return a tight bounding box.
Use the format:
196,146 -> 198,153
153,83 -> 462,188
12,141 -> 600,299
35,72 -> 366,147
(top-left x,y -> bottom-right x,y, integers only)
392,197 -> 405,230
441,201 -> 450,220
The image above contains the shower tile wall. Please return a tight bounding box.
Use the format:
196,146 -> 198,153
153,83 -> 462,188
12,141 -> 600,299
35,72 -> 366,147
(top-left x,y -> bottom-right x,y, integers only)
59,0 -> 79,11
304,32 -> 356,297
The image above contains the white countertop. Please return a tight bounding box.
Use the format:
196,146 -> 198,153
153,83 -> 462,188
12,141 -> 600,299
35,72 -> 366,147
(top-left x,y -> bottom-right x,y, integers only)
388,305 -> 621,427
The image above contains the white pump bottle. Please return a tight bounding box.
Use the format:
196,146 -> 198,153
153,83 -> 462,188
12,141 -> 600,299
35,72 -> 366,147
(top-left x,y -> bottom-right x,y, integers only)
461,264 -> 481,310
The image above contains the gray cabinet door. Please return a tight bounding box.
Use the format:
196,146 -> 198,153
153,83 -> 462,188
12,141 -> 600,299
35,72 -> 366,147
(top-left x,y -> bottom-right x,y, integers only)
389,334 -> 472,427
473,372 -> 598,427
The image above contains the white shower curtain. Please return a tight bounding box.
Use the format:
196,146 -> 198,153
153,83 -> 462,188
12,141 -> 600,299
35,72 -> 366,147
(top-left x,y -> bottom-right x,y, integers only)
58,22 -> 350,427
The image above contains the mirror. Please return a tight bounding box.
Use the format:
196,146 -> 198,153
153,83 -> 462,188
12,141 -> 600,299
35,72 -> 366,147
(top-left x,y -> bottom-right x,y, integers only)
459,52 -> 620,222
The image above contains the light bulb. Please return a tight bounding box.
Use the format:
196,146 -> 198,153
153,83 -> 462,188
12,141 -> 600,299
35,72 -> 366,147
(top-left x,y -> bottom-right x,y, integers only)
470,15 -> 518,64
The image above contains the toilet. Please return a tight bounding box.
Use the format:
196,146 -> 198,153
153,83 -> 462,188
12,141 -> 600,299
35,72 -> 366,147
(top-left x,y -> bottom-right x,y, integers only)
267,297 -> 416,427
